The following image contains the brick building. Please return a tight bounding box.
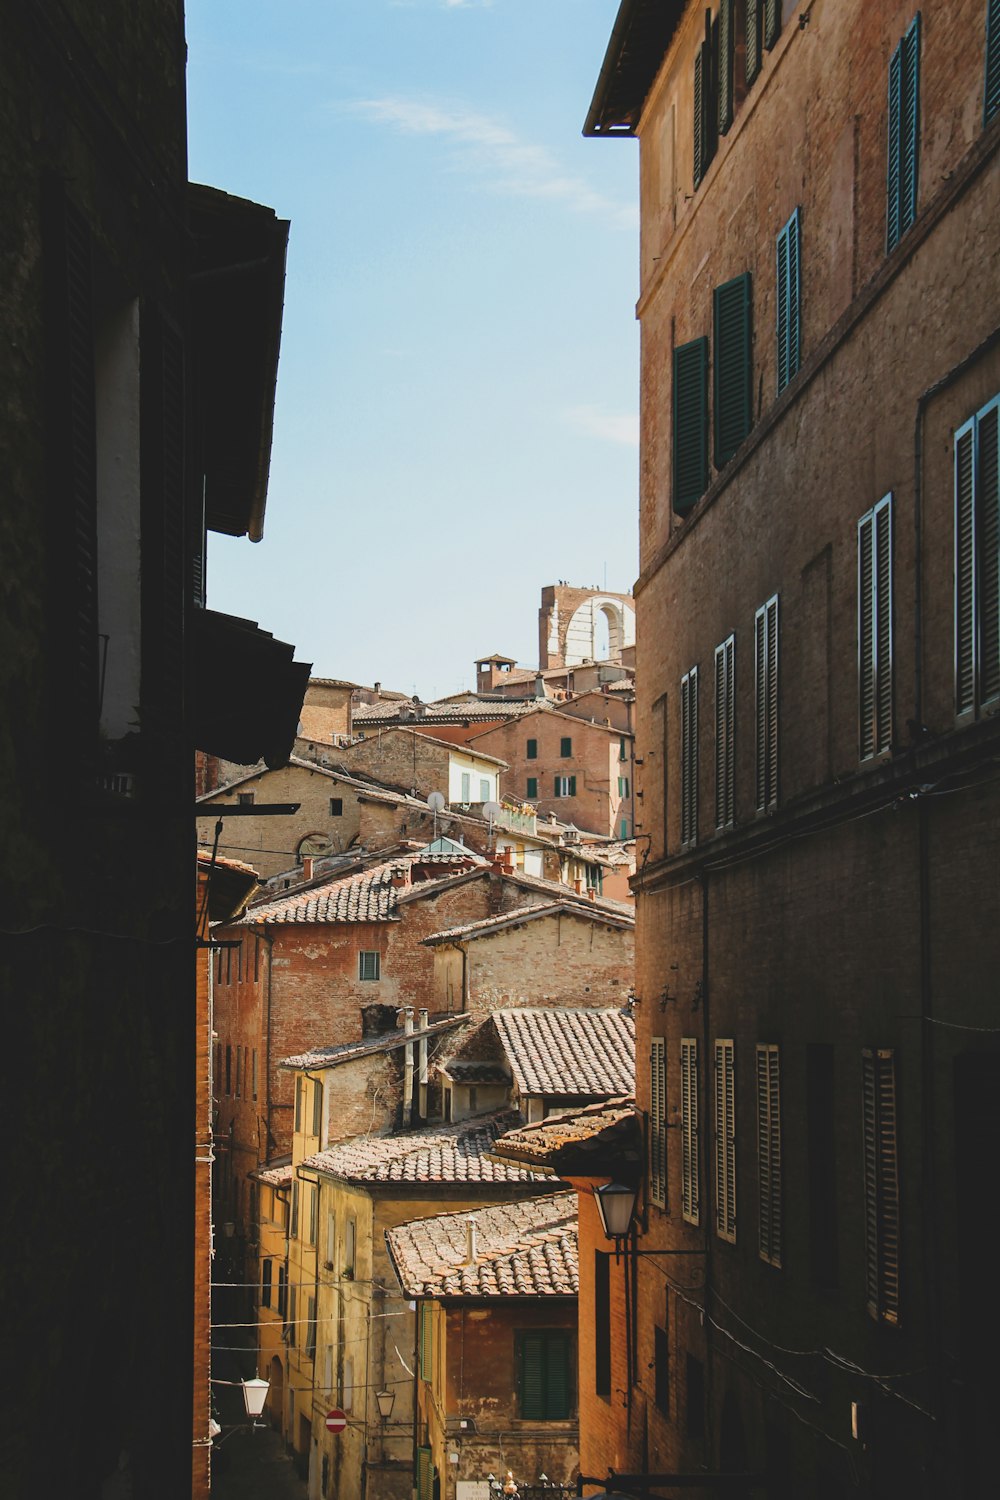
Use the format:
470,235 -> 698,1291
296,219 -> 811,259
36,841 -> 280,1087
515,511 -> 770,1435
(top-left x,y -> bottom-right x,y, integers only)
584,1 -> 1000,1496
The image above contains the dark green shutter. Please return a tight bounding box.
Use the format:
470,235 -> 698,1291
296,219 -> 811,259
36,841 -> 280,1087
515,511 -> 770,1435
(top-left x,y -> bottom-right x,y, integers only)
693,12 -> 717,189
986,0 -> 1000,124
875,497 -> 894,751
417,1448 -> 433,1500
776,209 -> 801,394
980,400 -> 1000,704
858,511 -> 876,759
673,337 -> 709,514
693,43 -> 705,188
520,1332 -> 545,1418
718,0 -> 734,135
887,15 -> 921,251
568,775 -> 577,796
545,1332 -> 571,1418
955,419 -> 977,716
419,1302 -> 432,1379
713,273 -> 753,468
526,777 -> 537,799
764,0 -> 781,50
745,0 -> 762,86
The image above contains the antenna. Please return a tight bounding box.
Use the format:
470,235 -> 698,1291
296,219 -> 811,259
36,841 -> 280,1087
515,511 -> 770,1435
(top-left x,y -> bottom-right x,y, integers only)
483,799 -> 502,839
427,790 -> 446,840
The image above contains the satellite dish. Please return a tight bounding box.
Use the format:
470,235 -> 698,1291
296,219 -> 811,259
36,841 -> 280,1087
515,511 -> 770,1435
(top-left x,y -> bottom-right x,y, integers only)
483,801 -> 502,821
427,791 -> 446,812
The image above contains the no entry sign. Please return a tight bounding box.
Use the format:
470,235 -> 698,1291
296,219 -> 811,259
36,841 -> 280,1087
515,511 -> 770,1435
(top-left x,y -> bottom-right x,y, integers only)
325,1409 -> 347,1434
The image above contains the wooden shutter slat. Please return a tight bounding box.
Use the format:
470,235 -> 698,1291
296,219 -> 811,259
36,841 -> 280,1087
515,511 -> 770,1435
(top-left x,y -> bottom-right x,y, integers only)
746,0 -> 762,86
900,16 -> 921,236
859,512 -> 876,759
681,1038 -> 700,1225
985,0 -> 1000,124
887,41 -> 903,251
875,497 -> 894,748
754,609 -> 767,810
693,45 -> 705,189
718,0 -> 734,136
955,420 -> 977,716
766,597 -> 779,809
673,338 -> 709,514
714,273 -> 753,468
764,0 -> 781,50
978,402 -> 1000,703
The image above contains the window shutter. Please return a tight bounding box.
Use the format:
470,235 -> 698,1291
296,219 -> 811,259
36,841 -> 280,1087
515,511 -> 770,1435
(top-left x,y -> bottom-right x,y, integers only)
417,1448 -> 433,1500
419,1303 -> 433,1379
979,401 -> 1000,704
545,1333 -> 571,1418
900,16 -> 921,236
312,1078 -> 323,1136
756,1044 -> 782,1267
673,338 -> 709,514
955,418 -> 977,717
862,1049 -> 900,1324
745,0 -> 762,86
858,510 -> 876,759
651,1037 -> 667,1208
764,0 -> 781,50
713,274 -> 753,468
776,209 -> 801,395
520,1332 -> 545,1418
526,777 -> 537,799
754,597 -> 779,810
886,37 -> 902,252
875,497 -> 894,748
693,43 -> 705,189
714,1039 -> 736,1243
718,0 -> 734,136
681,1038 -> 700,1225
986,0 -> 1000,124
714,635 -> 735,830
569,774 -> 577,796
681,667 -> 699,846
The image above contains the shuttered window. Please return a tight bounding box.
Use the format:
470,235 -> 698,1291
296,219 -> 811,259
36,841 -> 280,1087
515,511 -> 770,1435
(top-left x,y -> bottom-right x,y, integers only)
290,1180 -> 299,1239
526,777 -> 538,799
673,337 -> 709,514
887,15 -> 921,253
419,1302 -> 433,1379
680,667 -> 699,847
764,0 -> 781,50
693,11 -> 718,189
714,1039 -> 736,1243
312,1078 -> 323,1136
359,950 -> 380,980
713,273 -> 753,468
681,1038 -> 700,1225
714,634 -> 736,830
754,595 -> 780,812
416,1448 -> 434,1500
986,0 -> 1000,124
776,208 -> 801,395
862,1049 -> 901,1325
858,494 -> 894,759
650,1037 -> 667,1209
745,0 -> 762,86
718,0 -> 735,136
554,775 -> 576,797
756,1044 -> 782,1268
955,395 -> 1000,719
518,1330 -> 573,1420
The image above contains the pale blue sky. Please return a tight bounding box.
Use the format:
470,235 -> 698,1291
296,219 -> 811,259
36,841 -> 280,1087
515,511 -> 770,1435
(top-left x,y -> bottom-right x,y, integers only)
187,0 -> 639,698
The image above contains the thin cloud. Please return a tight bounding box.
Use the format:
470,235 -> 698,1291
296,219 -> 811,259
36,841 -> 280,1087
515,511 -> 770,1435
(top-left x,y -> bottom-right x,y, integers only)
564,404 -> 640,448
356,96 -> 637,228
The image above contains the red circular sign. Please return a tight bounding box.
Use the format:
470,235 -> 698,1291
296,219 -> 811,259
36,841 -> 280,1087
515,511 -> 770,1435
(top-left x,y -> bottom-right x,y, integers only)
325,1409 -> 347,1434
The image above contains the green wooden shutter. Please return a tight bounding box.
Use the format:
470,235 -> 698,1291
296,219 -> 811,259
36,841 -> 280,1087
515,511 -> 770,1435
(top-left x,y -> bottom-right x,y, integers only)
776,209 -> 801,394
568,775 -> 577,796
900,16 -> 921,236
416,1448 -> 433,1500
714,635 -> 735,830
746,0 -> 762,86
858,510 -> 876,759
419,1302 -> 433,1379
519,1332 -> 545,1418
986,0 -> 1000,124
526,777 -> 537,799
693,39 -> 706,188
862,1049 -> 901,1324
673,338 -> 709,514
681,667 -> 699,846
754,596 -> 779,810
886,38 -> 903,251
713,273 -> 753,468
955,418 -> 977,717
979,399 -> 1000,705
875,496 -> 894,750
764,0 -> 781,50
718,0 -> 734,135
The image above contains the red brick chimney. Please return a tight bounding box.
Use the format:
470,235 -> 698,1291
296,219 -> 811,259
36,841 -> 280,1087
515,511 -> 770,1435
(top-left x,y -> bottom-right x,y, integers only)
302,857 -> 314,881
390,863 -> 410,889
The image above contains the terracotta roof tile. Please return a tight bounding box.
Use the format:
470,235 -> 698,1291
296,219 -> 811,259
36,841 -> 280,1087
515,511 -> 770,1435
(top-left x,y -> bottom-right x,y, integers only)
493,1008 -> 634,1098
301,1112 -> 547,1186
281,1016 -> 465,1072
490,1098 -> 640,1173
386,1192 -> 578,1298
424,901 -> 633,947
246,851 -> 482,925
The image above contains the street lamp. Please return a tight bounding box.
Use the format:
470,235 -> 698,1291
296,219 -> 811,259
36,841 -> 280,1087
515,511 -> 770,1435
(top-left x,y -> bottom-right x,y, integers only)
594,1182 -> 637,1245
241,1376 -> 270,1430
376,1388 -> 396,1421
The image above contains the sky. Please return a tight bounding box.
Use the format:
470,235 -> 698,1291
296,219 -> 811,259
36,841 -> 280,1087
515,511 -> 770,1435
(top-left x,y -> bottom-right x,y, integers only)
186,0 -> 639,700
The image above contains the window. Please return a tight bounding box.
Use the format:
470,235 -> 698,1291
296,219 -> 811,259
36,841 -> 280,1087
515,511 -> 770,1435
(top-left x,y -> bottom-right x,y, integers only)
261,1258 -> 272,1308
807,1044 -> 839,1288
756,1044 -> 782,1268
526,738 -> 538,759
419,1302 -> 433,1380
311,1078 -> 323,1137
417,1448 -> 434,1500
518,1330 -> 573,1420
277,1265 -> 287,1318
718,0 -> 735,135
307,1185 -> 318,1245
238,791 -> 255,806
345,1217 -> 356,1274
480,778 -> 490,801
862,1048 -> 900,1324
859,494 -> 894,759
693,10 -> 718,189
594,1251 -> 611,1396
673,338 -> 709,514
986,0 -> 1000,124
654,1325 -> 670,1416
680,667 -> 699,847
685,1354 -> 706,1439
776,208 -> 801,394
955,395 -> 1000,719
714,1039 -> 736,1243
289,1284 -> 297,1344
306,1295 -> 316,1360
461,771 -> 471,801
681,1038 -> 700,1225
526,777 -> 538,799
294,1075 -> 303,1130
326,1211 -> 336,1267
252,1049 -> 258,1101
714,635 -> 735,830
225,1045 -> 232,1095
886,15 -> 921,253
754,595 -> 779,812
619,736 -> 627,760
650,1036 -> 667,1208
618,775 -> 630,798
329,797 -> 343,817
554,775 -> 576,798
359,950 -> 380,981
290,1180 -> 300,1239
713,273 -> 753,467
560,736 -> 573,757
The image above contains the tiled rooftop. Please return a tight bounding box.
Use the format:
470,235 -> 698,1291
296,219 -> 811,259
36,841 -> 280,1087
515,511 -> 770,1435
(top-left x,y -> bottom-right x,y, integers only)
301,1112 -> 548,1186
253,1156 -> 293,1186
386,1191 -> 578,1298
281,1016 -> 465,1072
424,900 -> 634,947
490,1097 -> 639,1173
246,851 -> 482,925
493,1008 -> 634,1098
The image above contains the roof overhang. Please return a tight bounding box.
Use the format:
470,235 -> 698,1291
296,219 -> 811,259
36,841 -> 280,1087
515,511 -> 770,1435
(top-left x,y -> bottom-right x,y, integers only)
192,608 -> 310,768
189,183 -> 290,542
583,0 -> 686,137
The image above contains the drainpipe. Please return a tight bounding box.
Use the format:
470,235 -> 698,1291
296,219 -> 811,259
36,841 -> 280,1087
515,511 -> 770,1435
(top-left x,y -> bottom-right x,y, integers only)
418,1010 -> 429,1122
400,1007 -> 415,1125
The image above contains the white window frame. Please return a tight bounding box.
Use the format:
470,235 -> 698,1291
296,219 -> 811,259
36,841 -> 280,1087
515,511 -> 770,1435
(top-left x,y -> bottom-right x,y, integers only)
358,950 -> 380,981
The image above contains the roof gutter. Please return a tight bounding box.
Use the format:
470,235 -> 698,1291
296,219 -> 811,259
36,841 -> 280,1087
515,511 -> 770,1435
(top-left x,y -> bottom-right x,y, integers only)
584,0 -> 640,136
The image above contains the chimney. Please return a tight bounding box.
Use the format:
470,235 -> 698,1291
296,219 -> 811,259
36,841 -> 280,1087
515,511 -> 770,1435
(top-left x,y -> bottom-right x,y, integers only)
588,886 -> 597,901
574,878 -> 583,894
534,674 -> 546,698
502,851 -> 516,876
373,681 -> 381,696
302,857 -> 314,881
390,863 -> 409,889
465,1216 -> 479,1265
